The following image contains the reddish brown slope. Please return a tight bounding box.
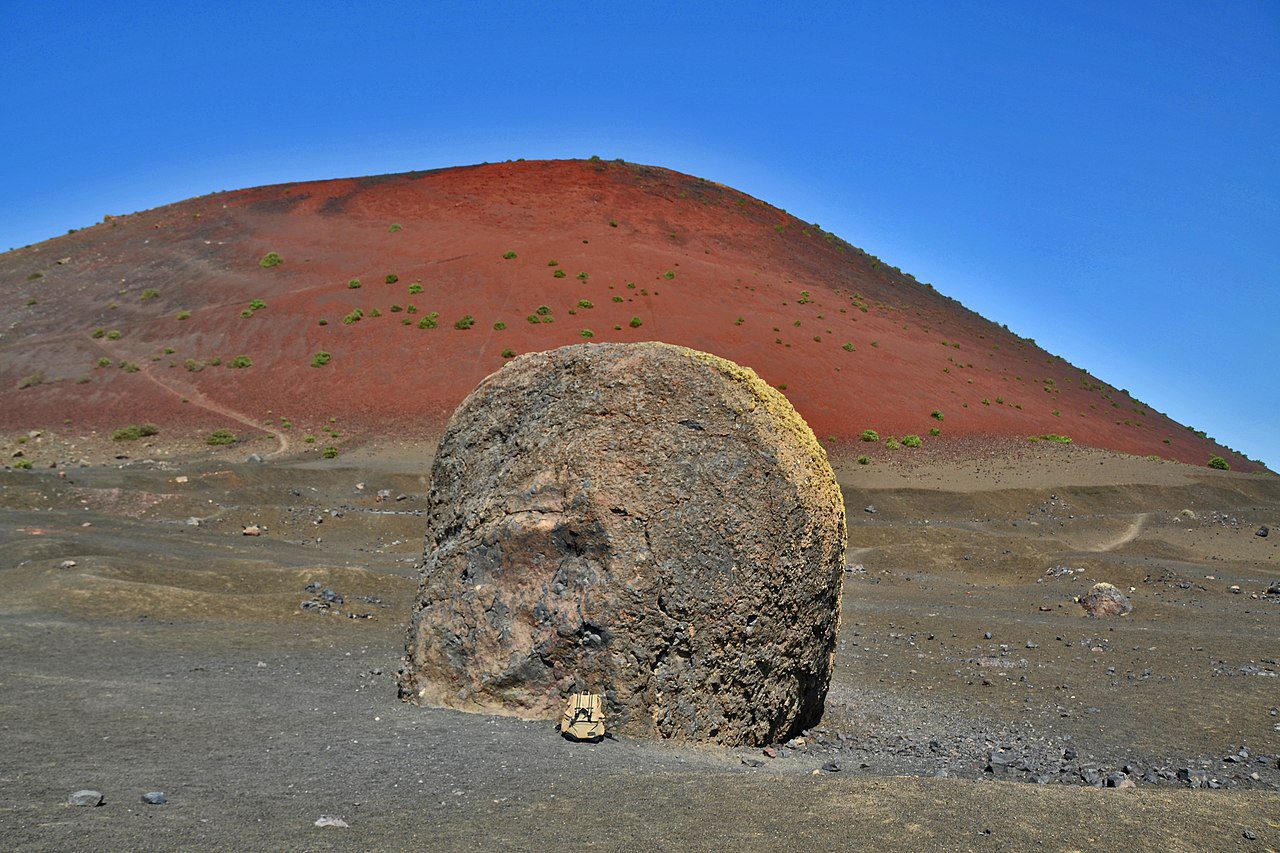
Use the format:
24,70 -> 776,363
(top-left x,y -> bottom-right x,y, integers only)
0,159 -> 1261,470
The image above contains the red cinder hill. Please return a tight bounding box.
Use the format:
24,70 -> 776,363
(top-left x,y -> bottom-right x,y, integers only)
0,159 -> 1262,470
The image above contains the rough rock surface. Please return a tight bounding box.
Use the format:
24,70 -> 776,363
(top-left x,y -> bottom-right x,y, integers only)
399,342 -> 846,746
1080,582 -> 1133,618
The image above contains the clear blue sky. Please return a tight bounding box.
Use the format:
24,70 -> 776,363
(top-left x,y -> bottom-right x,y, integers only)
3,1 -> 1277,467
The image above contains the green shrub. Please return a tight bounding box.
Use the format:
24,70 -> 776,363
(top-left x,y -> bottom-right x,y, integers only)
405,304 -> 418,314
454,315 -> 475,330
14,459 -> 33,469
249,299 -> 266,310
609,219 -> 618,227
663,271 -> 675,280
321,446 -> 339,459
91,328 -> 105,339
388,223 -> 402,233
629,316 -> 642,328
577,272 -> 589,281
580,329 -> 594,338
526,314 -> 540,324
369,307 -> 382,317
502,251 -> 517,260
390,304 -> 403,312
106,330 -> 122,340
121,362 -> 140,373
419,312 -> 440,329
347,279 -> 362,289
318,319 -> 328,326
185,359 -> 203,372
547,260 -> 559,267
901,434 -> 922,448
536,305 -> 551,316
206,429 -> 237,446
112,424 -> 158,441
408,283 -> 423,294
304,435 -> 316,443
1029,434 -> 1073,444
501,348 -> 516,359
860,429 -> 879,442
553,269 -> 567,278
613,296 -> 625,303
493,322 -> 507,330
177,311 -> 191,320
259,252 -> 283,268
343,309 -> 363,325
856,455 -> 870,465
578,300 -> 594,309
96,357 -> 112,368
311,351 -> 332,368
163,347 -> 175,354
929,427 -> 941,436
208,357 -> 222,366
17,372 -> 44,389
931,410 -> 944,421
241,310 -> 254,318
141,288 -> 160,301
230,355 -> 252,369
385,273 -> 399,284
842,342 -> 855,352
885,437 -> 902,450
1208,455 -> 1229,470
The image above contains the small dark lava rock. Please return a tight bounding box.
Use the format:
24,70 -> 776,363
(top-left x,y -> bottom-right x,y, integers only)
864,505 -> 876,514
1257,526 -> 1269,538
141,791 -> 166,805
740,756 -> 764,768
1243,829 -> 1257,840
983,631 -> 993,640
821,761 -> 842,773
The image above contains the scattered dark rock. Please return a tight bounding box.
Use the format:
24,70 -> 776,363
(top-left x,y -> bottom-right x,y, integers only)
1177,768 -> 1209,788
821,761 -> 842,772
741,756 -> 764,768
400,343 -> 846,746
864,505 -> 876,514
1080,583 -> 1132,618
141,791 -> 166,805
1257,526 -> 1269,538
1244,829 -> 1258,840
246,453 -> 264,464
69,790 -> 103,807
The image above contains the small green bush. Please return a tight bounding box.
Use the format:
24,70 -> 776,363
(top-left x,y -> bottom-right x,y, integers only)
501,348 -> 516,359
408,283 -> 423,294
343,309 -> 363,325
209,356 -> 222,366
184,359 -> 203,372
249,299 -> 266,310
390,304 -> 403,313
230,355 -> 252,369
931,410 -> 944,421
241,309 -> 254,318
177,310 -> 191,320
609,219 -> 618,227
577,272 -> 589,281
418,312 -> 440,329
405,304 -> 418,314
304,435 -> 316,444
96,357 -> 112,368
1029,434 -> 1073,444
885,437 -> 902,450
141,288 -> 160,301
318,319 -> 328,326
121,362 -> 140,373
106,330 -> 122,340
842,343 -> 855,352
112,423 -> 158,441
629,316 -> 642,328
580,329 -> 594,338
91,328 -> 106,339
385,273 -> 399,284
454,315 -> 475,330
502,251 -> 517,260
929,427 -> 941,436
613,296 -> 624,303
857,455 -> 870,465
259,252 -> 283,268
206,429 -> 237,446
663,271 -> 675,280
311,351 -> 332,368
14,459 -> 33,469
578,300 -> 594,309
321,446 -> 339,459
547,260 -> 559,267
1208,455 -> 1229,470
553,269 -> 567,278
389,223 -> 402,233
347,279 -> 362,289
901,434 -> 922,448
493,322 -> 507,330
860,429 -> 879,442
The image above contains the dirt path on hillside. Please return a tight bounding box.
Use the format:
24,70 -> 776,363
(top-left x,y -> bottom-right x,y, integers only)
91,340 -> 289,457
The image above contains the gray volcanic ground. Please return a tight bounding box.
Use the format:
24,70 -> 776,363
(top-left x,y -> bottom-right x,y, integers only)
1,439 -> 1278,850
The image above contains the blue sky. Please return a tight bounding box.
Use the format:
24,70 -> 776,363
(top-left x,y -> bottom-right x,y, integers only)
3,1 -> 1277,467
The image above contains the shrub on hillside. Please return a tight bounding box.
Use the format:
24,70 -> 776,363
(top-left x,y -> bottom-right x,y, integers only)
206,429 -> 237,446
259,252 -> 283,268
1208,455 -> 1230,470
860,429 -> 879,442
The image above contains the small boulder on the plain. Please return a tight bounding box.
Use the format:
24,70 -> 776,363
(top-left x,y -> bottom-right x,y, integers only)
141,791 -> 166,805
1080,582 -> 1133,618
69,790 -> 103,807
1258,526 -> 1269,538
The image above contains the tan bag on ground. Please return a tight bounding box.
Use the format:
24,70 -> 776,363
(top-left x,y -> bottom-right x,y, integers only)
559,692 -> 606,742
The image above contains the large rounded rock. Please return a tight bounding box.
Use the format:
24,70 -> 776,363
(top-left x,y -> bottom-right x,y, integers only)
399,342 -> 846,746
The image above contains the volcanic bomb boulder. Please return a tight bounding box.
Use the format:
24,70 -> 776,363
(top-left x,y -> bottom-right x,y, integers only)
399,342 -> 846,746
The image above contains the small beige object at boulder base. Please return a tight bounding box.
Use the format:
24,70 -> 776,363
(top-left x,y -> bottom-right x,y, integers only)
560,692 -> 606,742
1080,582 -> 1133,618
